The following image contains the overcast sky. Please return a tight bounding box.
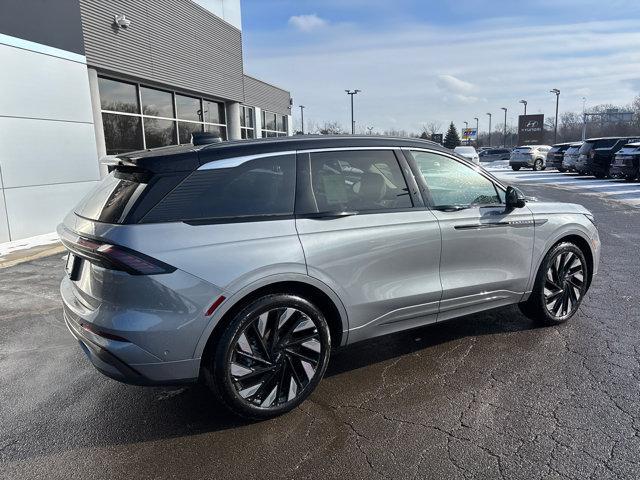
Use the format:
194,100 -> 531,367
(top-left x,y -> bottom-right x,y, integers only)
240,0 -> 640,133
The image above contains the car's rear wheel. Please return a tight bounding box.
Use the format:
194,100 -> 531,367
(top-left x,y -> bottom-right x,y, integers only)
558,166 -> 566,173
533,159 -> 543,171
519,242 -> 588,325
205,294 -> 331,419
512,166 -> 521,171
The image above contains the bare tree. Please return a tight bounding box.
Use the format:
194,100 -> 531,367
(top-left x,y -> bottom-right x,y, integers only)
316,121 -> 344,135
422,121 -> 442,136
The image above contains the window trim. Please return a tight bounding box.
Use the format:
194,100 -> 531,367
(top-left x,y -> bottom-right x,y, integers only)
402,147 -> 506,210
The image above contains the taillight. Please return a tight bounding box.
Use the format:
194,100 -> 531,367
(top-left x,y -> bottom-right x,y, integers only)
59,227 -> 175,275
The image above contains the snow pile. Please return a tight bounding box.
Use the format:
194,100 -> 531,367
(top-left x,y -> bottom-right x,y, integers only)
0,232 -> 59,257
482,160 -> 511,171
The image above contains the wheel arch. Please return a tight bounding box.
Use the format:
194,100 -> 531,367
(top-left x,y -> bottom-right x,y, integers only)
196,275 -> 349,376
532,232 -> 595,291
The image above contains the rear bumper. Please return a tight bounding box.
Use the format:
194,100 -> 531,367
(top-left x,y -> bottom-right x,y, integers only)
61,275 -> 203,385
509,159 -> 534,167
610,163 -> 638,177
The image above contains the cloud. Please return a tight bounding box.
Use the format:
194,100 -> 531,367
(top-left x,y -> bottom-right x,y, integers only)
436,74 -> 475,94
288,14 -> 327,32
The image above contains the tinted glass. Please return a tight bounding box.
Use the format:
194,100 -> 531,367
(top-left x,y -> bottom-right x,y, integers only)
102,113 -> 143,154
140,87 -> 174,118
307,150 -> 412,213
75,172 -> 146,223
241,128 -> 255,139
176,94 -> 202,122
144,118 -> 177,148
241,107 -> 254,128
98,77 -> 139,114
143,155 -> 296,222
178,122 -> 203,144
411,151 -> 500,207
263,111 -> 277,130
202,99 -> 224,124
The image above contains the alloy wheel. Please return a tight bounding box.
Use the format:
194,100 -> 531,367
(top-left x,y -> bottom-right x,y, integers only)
543,252 -> 585,318
228,307 -> 322,409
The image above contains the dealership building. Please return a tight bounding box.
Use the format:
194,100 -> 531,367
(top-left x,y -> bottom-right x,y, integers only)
0,0 -> 292,242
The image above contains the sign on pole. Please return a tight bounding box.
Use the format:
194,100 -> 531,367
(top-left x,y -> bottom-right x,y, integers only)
461,128 -> 477,142
518,114 -> 545,145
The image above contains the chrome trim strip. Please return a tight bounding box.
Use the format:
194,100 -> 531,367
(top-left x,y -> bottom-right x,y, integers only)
297,146 -> 399,154
198,150 -> 297,170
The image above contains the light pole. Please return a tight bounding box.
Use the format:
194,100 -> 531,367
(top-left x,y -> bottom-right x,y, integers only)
486,113 -> 492,146
519,99 -> 527,115
299,105 -> 305,134
550,88 -> 560,144
345,89 -> 361,134
501,107 -> 507,147
581,97 -> 587,140
474,117 -> 479,145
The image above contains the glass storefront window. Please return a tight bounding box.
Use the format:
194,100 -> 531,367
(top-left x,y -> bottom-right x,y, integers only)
102,113 -> 143,154
178,122 -> 203,144
202,100 -> 225,125
144,118 -> 177,148
261,110 -> 288,137
176,94 -> 203,122
99,77 -> 139,114
204,124 -> 227,140
141,87 -> 174,118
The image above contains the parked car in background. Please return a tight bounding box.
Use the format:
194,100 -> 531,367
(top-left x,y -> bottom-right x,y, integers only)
575,136 -> 640,178
610,142 -> 640,181
479,148 -> 511,162
561,143 -> 583,172
510,145 -> 552,171
58,135 -> 600,419
454,146 -> 479,164
546,143 -> 574,172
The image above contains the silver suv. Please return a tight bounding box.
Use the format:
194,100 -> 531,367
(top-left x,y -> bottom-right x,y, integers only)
59,136 -> 600,419
510,145 -> 552,171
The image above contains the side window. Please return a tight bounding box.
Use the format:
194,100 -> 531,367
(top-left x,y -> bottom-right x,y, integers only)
306,150 -> 413,213
410,151 -> 501,207
142,154 -> 296,223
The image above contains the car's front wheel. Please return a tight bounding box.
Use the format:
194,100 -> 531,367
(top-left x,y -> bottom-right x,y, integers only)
519,242 -> 588,325
512,165 -> 521,171
205,294 -> 331,419
533,159 -> 543,171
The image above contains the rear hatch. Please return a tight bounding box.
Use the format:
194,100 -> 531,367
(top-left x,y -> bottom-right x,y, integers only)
511,147 -> 533,161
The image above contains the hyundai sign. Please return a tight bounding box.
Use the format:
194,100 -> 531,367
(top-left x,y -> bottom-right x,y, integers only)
518,114 -> 545,145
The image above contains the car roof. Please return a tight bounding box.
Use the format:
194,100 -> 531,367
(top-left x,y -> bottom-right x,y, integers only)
585,136 -> 637,142
116,135 -> 446,173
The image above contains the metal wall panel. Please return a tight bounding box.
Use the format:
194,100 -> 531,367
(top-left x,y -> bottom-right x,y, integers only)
79,0 -> 244,102
243,75 -> 291,116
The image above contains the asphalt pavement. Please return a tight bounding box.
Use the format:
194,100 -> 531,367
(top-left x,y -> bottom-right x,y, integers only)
1,175 -> 639,480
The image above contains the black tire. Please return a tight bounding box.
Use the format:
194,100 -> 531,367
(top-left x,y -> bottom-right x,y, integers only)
558,167 -> 566,173
519,242 -> 588,326
533,159 -> 543,171
511,166 -> 521,171
205,294 -> 331,420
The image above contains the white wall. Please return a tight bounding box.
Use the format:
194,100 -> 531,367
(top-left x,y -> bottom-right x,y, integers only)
0,36 -> 99,242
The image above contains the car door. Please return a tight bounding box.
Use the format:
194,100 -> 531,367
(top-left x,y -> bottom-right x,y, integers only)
404,148 -> 535,321
295,148 -> 443,343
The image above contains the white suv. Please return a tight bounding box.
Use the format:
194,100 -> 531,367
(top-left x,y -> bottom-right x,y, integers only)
454,146 -> 479,164
510,145 -> 551,171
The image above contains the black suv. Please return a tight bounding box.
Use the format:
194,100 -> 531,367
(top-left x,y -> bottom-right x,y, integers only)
575,136 -> 640,178
546,142 -> 574,172
610,142 -> 640,181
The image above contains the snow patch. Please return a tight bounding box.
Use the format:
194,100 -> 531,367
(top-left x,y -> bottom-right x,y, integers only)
0,232 -> 59,257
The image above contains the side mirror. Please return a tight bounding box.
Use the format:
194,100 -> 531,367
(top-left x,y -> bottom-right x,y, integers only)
505,186 -> 526,209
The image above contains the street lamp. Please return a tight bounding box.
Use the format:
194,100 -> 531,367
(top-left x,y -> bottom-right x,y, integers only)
501,107 -> 508,147
550,88 -> 560,144
299,105 -> 305,135
519,99 -> 527,115
345,89 -> 361,134
474,117 -> 479,145
486,113 -> 492,147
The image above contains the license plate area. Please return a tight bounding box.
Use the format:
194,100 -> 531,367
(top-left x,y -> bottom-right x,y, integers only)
65,253 -> 82,281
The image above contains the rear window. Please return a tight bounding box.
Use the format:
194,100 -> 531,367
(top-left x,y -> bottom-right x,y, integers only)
142,154 -> 296,223
514,147 -> 532,153
75,171 -> 147,223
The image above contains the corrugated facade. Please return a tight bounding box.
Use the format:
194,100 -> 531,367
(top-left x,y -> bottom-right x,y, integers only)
79,0 -> 245,102
244,75 -> 291,115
